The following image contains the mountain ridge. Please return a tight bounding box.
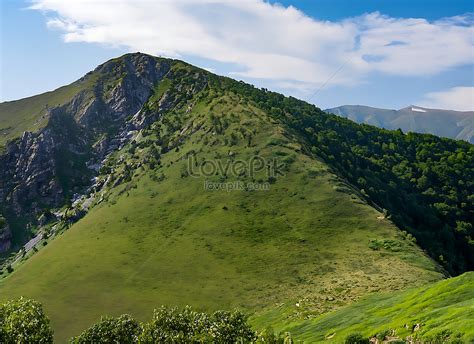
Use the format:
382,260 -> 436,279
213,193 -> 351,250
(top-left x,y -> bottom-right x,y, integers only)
325,104 -> 474,143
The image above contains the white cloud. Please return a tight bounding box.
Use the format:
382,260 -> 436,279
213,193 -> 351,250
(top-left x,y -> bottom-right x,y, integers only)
30,0 -> 474,92
418,86 -> 474,111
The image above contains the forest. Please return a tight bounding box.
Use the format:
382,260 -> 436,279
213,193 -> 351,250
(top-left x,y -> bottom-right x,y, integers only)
211,74 -> 474,275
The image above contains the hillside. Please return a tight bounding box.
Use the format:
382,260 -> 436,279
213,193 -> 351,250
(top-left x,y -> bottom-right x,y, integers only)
0,74 -> 98,150
0,53 -> 472,342
254,272 -> 474,343
326,105 -> 474,143
1,55 -> 472,272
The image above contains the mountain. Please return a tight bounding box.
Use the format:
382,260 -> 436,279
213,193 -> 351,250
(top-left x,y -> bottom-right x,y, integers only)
325,105 -> 474,143
0,53 -> 472,341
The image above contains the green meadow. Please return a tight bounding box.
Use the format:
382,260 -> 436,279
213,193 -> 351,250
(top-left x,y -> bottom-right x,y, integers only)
254,272 -> 474,343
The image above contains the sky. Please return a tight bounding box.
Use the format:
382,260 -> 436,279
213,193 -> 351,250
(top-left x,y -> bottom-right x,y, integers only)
1,0 -> 473,111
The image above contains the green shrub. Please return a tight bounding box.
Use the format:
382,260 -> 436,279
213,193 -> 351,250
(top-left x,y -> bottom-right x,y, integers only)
0,297 -> 53,343
419,329 -> 463,344
138,306 -> 255,343
138,306 -> 209,343
209,310 -> 255,343
344,332 -> 369,344
1,298 -> 289,344
70,314 -> 139,343
255,328 -> 293,343
374,329 -> 392,341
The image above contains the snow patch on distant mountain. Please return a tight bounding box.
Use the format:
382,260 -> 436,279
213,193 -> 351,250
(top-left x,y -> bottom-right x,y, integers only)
411,107 -> 427,113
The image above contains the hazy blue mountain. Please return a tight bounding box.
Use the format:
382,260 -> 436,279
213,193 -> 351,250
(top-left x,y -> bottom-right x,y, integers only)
325,105 -> 474,143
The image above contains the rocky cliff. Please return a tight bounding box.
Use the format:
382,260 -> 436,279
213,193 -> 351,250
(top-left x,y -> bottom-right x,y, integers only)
0,216 -> 10,252
0,53 -> 174,252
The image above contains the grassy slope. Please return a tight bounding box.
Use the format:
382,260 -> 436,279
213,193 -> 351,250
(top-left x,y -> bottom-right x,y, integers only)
0,74 -> 97,149
0,88 -> 442,342
255,272 -> 473,343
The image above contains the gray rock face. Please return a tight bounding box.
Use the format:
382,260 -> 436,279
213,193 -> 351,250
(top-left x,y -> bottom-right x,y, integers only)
0,53 -> 172,252
0,224 -> 11,252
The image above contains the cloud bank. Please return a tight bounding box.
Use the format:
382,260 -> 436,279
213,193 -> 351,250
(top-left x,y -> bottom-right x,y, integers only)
31,0 -> 474,93
419,86 -> 474,111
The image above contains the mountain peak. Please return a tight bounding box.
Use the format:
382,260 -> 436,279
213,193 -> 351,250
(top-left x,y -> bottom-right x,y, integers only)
93,51 -> 168,74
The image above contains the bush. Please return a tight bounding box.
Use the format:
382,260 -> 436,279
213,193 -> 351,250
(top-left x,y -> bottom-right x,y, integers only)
70,314 -> 140,344
138,306 -> 256,343
209,310 -> 255,343
344,333 -> 369,344
138,306 -> 210,342
255,328 -> 293,343
419,329 -> 463,344
0,298 -> 289,344
0,297 -> 53,343
375,329 -> 392,341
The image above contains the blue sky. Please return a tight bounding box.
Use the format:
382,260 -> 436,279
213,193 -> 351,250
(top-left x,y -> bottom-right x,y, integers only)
1,0 -> 473,110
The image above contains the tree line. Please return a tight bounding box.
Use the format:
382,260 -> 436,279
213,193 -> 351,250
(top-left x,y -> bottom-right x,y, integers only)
209,75 -> 473,275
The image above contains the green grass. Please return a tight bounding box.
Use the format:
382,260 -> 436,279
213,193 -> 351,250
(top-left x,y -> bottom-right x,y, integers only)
0,74 -> 97,148
253,272 -> 474,343
0,90 -> 443,342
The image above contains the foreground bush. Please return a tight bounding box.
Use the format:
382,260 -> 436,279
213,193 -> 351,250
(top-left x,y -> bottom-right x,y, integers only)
70,314 -> 140,343
138,306 -> 255,342
1,297 -> 291,343
72,306 -> 291,343
0,297 -> 53,343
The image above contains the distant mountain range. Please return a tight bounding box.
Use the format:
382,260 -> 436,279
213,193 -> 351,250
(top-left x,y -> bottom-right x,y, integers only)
325,105 -> 474,143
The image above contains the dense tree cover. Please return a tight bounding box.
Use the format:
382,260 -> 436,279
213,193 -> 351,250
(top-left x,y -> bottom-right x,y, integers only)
0,297 -> 53,343
209,75 -> 474,275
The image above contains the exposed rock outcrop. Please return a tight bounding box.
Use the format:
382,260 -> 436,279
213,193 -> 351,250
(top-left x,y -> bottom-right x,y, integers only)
0,53 -> 172,252
0,224 -> 11,252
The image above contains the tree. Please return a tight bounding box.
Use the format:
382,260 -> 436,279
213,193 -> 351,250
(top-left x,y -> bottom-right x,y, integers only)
210,310 -> 256,343
0,297 -> 53,344
138,306 -> 209,343
70,314 -> 139,344
138,306 -> 257,343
